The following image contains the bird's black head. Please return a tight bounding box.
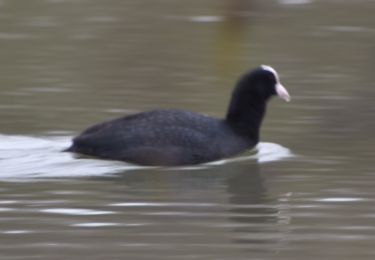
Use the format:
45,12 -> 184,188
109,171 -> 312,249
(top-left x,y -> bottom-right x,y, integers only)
226,65 -> 290,138
235,65 -> 290,102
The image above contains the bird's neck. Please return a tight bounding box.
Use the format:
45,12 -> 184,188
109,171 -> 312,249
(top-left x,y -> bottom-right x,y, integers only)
225,95 -> 266,142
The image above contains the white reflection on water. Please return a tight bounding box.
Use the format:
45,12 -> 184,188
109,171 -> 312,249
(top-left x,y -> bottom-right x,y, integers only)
111,202 -> 218,207
317,198 -> 366,203
71,222 -> 120,227
0,134 -> 293,180
41,208 -> 115,215
208,142 -> 292,165
71,222 -> 146,228
279,0 -> 313,5
2,230 -> 34,234
188,16 -> 224,23
0,207 -> 15,212
0,134 -> 139,180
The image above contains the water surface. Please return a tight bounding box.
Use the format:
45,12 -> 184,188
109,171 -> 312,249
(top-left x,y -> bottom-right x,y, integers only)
0,0 -> 375,259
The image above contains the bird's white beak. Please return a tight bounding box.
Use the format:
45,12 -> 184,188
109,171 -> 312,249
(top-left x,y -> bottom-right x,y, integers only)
276,83 -> 291,102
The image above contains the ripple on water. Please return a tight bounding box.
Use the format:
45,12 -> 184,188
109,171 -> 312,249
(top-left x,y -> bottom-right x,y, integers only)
2,230 -> 34,235
279,0 -> 313,5
0,200 -> 18,205
316,198 -> 367,202
188,16 -> 224,23
71,222 -> 120,227
0,207 -> 16,212
40,208 -> 116,215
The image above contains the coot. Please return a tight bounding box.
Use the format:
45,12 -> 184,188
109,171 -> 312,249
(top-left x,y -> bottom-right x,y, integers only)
66,65 -> 290,166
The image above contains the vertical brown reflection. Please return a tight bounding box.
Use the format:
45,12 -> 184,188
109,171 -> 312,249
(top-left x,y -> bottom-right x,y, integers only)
225,162 -> 280,246
215,0 -> 254,76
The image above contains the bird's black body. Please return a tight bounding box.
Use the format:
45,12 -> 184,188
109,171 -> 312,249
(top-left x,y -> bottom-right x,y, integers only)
67,109 -> 255,165
66,66 -> 289,166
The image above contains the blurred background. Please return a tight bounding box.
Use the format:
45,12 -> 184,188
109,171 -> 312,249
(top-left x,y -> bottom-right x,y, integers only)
0,0 -> 375,259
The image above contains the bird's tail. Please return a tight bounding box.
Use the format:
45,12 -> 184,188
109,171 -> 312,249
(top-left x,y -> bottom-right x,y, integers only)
63,146 -> 75,152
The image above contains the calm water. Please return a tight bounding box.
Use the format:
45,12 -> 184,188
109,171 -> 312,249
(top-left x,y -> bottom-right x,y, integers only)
1,0 -> 375,259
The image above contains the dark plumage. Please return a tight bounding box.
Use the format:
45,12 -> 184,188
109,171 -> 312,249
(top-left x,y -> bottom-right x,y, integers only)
66,65 -> 290,166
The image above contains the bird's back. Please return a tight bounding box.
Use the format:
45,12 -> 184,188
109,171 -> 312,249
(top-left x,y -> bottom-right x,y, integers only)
68,109 -> 250,165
